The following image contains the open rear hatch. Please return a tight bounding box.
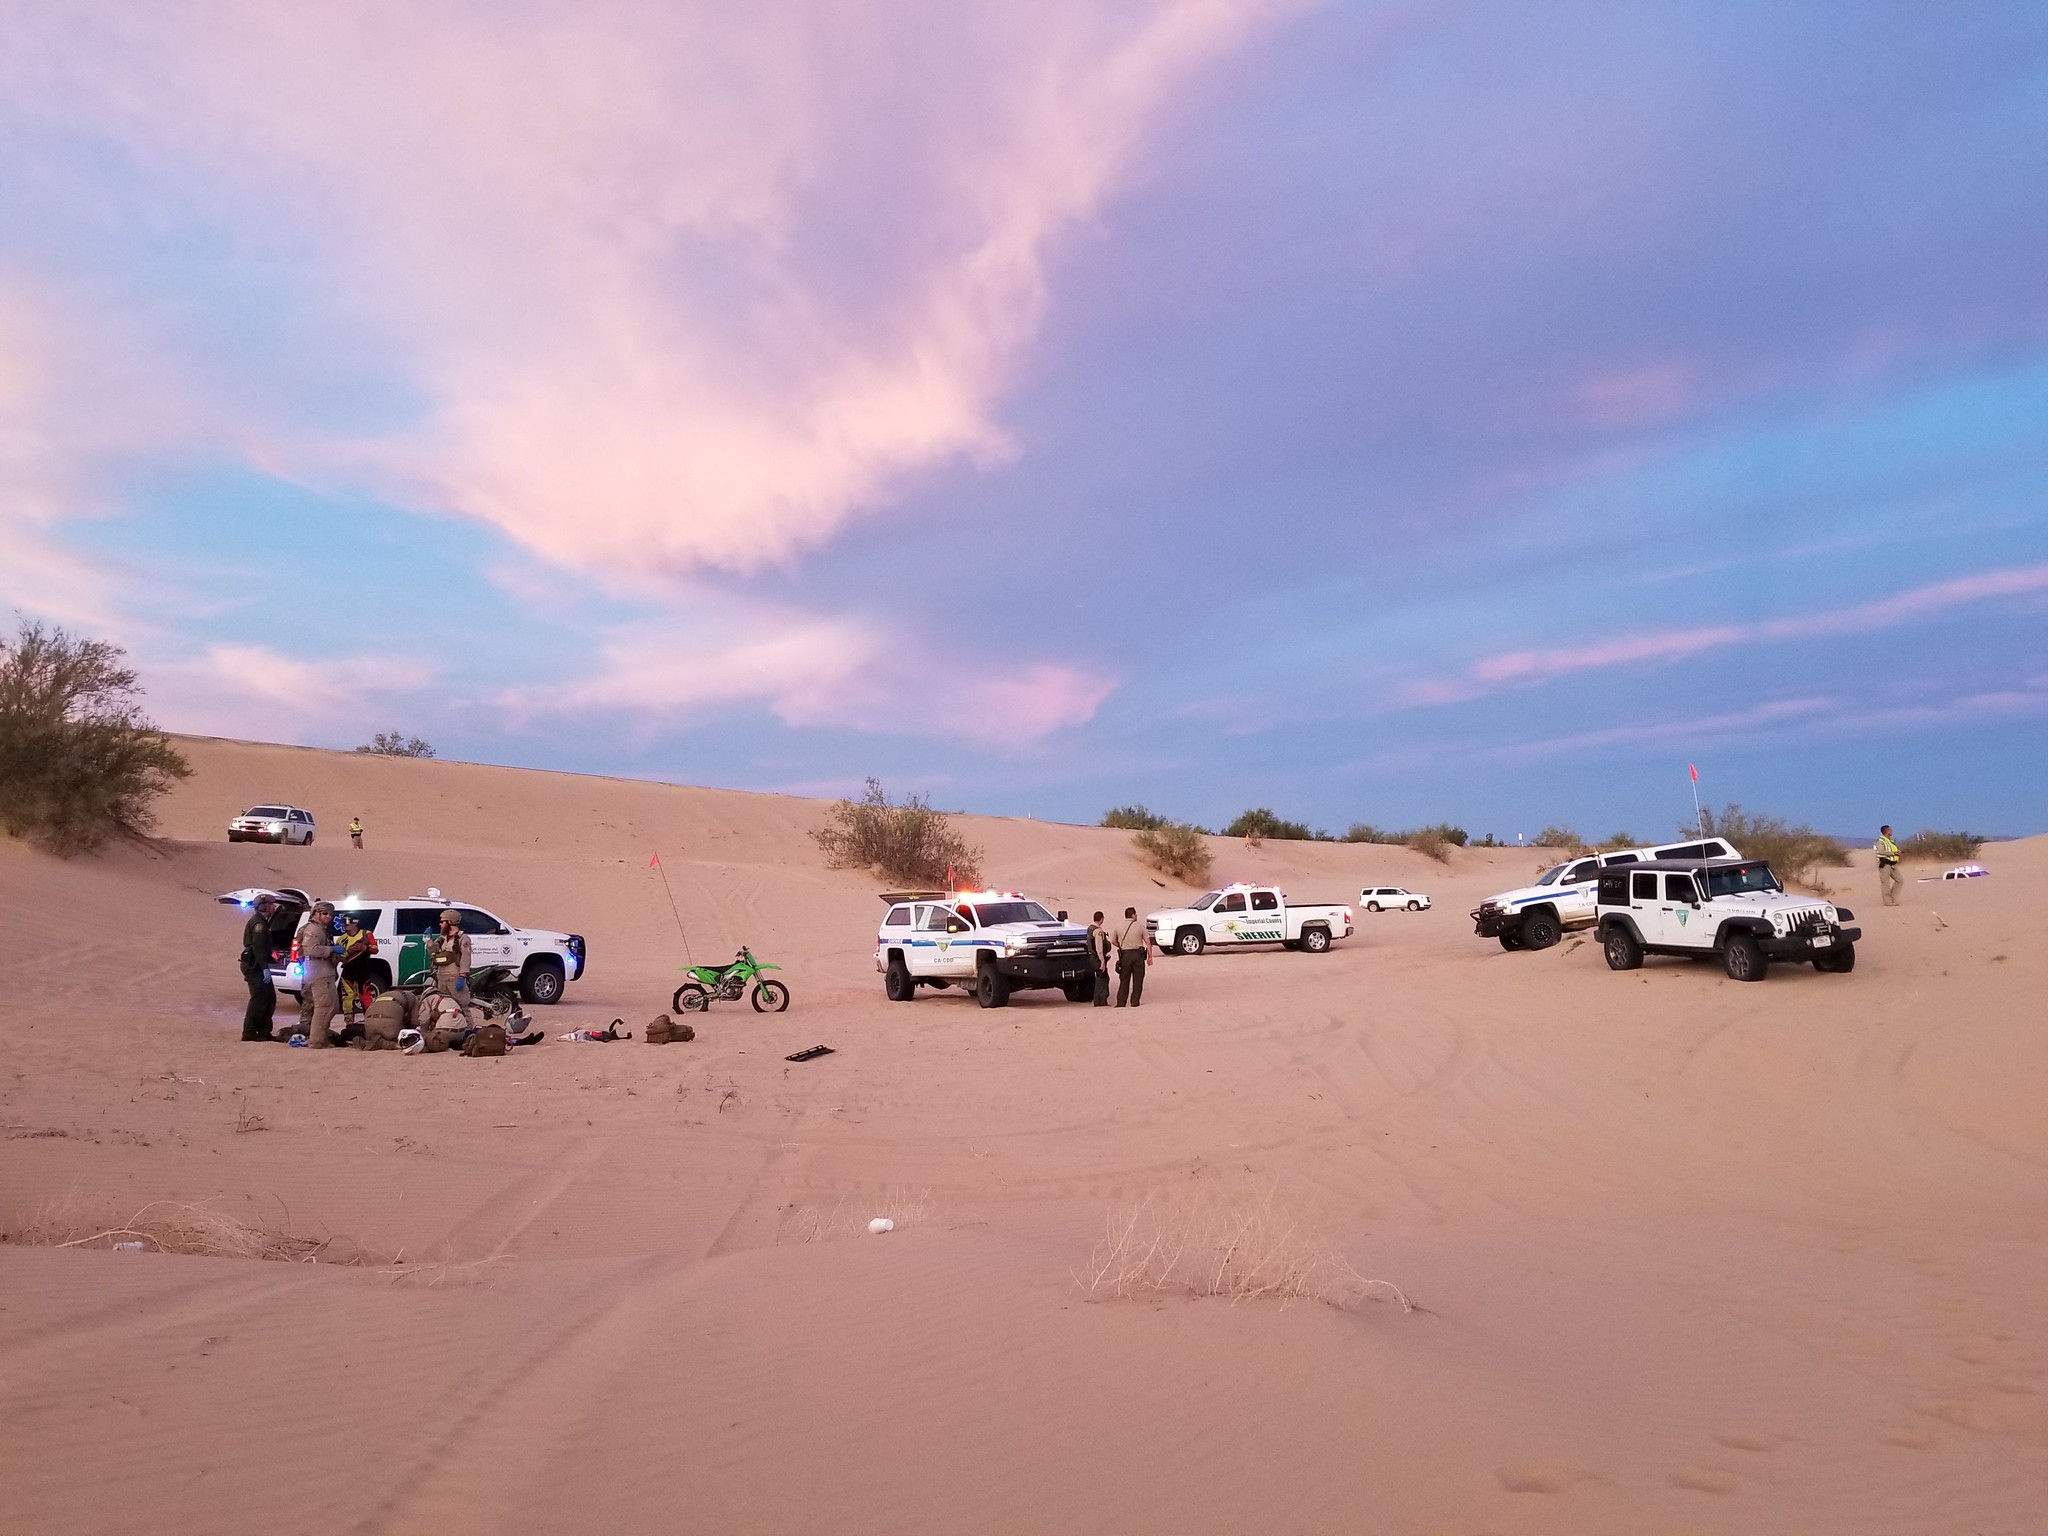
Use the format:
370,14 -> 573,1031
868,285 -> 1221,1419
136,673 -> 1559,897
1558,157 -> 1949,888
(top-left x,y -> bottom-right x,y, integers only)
217,887 -> 312,963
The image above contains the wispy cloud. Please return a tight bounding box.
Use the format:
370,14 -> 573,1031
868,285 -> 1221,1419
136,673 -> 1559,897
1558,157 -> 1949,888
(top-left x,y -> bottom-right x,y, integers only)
510,600 -> 1113,747
3,0 -> 1296,587
148,643 -> 434,742
1400,562 -> 2048,706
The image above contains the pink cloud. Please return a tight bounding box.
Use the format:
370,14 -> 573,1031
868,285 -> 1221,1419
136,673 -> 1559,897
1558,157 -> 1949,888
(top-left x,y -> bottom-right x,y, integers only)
3,1 -> 1299,586
1402,561 -> 2048,706
1575,363 -> 1692,428
519,599 -> 1113,746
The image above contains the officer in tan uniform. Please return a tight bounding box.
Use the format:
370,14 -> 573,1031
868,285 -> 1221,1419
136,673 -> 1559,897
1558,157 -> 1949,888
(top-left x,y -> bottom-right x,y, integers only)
286,900 -> 344,1047
1875,825 -> 1903,906
428,908 -> 474,1019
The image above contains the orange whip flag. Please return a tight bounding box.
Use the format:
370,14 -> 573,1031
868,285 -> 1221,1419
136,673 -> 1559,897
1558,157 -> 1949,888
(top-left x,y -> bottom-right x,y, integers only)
649,851 -> 660,868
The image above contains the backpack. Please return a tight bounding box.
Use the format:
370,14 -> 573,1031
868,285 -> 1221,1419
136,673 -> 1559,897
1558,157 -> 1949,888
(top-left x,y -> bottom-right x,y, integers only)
463,1022 -> 508,1057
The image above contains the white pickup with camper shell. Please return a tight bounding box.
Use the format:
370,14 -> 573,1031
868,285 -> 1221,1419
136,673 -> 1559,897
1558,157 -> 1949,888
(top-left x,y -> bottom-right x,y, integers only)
1146,883 -> 1354,955
1468,836 -> 1742,952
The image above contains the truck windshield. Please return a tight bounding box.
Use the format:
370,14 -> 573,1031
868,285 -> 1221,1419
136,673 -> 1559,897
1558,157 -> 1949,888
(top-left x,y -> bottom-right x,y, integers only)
1534,864 -> 1565,887
1191,893 -> 1218,910
971,901 -> 1054,926
1705,863 -> 1782,897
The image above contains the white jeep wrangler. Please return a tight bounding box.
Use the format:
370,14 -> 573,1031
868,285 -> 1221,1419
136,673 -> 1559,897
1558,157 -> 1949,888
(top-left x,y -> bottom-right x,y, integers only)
1595,857 -> 1861,981
1470,835 -> 1742,952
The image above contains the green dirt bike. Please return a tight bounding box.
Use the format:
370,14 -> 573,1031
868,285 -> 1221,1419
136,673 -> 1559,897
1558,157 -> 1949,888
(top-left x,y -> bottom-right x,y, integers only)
672,947 -> 789,1014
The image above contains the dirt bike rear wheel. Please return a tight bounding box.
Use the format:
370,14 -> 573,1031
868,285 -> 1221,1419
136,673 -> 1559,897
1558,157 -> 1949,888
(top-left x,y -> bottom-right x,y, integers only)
751,980 -> 790,1013
673,983 -> 710,1013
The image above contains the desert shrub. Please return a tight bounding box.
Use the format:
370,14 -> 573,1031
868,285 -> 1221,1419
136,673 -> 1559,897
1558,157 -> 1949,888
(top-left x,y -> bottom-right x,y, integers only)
1078,1178 -> 1410,1312
1533,825 -> 1585,849
1100,804 -> 1169,830
1692,804 -> 1848,889
1345,821 -> 1464,854
1133,822 -> 1212,884
1224,807 -> 1315,841
1897,829 -> 1984,861
1596,831 -> 1637,850
1407,834 -> 1452,864
812,777 -> 983,888
1471,833 -> 1502,848
0,620 -> 191,855
1405,821 -> 1468,847
356,731 -> 435,758
6,1195 -> 376,1265
1342,822 -> 1393,844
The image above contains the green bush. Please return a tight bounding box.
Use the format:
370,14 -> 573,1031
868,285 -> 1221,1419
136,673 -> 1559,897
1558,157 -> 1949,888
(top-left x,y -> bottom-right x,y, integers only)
1224,808 -> 1315,841
1532,825 -> 1585,849
1691,805 -> 1848,889
1101,804 -> 1169,830
1896,829 -> 1985,861
1133,822 -> 1212,884
1342,822 -> 1394,844
1407,834 -> 1453,864
0,621 -> 191,855
812,778 -> 983,888
1596,831 -> 1637,851
355,731 -> 435,758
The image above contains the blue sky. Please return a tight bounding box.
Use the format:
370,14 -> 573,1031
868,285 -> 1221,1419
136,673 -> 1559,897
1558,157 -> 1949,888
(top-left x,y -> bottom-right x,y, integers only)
3,1 -> 2044,838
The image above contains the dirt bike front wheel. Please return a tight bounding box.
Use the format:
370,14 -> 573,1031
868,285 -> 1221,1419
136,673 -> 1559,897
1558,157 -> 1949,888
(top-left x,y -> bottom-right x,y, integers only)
751,980 -> 790,1013
673,983 -> 710,1013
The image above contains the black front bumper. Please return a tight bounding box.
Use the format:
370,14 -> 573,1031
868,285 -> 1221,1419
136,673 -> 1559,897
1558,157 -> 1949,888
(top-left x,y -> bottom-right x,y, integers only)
1471,904 -> 1515,938
994,950 -> 1097,988
1760,924 -> 1861,960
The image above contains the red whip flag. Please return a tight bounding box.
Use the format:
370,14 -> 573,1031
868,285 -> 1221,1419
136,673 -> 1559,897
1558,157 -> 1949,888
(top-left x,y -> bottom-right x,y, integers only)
649,851 -> 660,868
1688,763 -> 1698,782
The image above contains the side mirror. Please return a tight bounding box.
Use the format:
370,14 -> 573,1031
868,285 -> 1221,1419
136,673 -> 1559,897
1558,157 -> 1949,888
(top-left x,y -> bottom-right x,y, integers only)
496,926 -> 510,935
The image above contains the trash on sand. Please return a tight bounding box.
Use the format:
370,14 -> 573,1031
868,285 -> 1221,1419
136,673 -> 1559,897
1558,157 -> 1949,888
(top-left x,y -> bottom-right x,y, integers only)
559,1020 -> 631,1043
867,1217 -> 894,1235
114,1241 -> 146,1252
786,1044 -> 835,1062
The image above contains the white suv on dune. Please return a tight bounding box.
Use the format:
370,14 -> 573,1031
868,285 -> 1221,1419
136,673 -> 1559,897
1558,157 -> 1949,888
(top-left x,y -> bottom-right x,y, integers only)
1596,857 -> 1861,981
1361,886 -> 1430,912
227,805 -> 317,844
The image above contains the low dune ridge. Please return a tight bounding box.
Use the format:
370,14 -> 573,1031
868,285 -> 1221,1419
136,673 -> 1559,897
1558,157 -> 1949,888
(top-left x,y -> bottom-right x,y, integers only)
1,737 -> 2042,1534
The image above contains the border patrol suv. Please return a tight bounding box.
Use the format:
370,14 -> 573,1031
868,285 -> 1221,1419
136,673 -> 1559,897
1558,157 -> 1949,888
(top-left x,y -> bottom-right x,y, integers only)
217,887 -> 587,1004
875,890 -> 1097,1009
1595,857 -> 1860,981
1470,835 -> 1742,952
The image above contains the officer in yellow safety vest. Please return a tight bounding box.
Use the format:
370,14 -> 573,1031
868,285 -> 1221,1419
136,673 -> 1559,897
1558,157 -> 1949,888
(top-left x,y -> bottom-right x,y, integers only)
1875,824 -> 1902,906
349,816 -> 364,849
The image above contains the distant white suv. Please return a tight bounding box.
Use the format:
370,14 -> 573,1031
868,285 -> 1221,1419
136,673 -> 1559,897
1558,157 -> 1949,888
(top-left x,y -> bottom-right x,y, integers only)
218,886 -> 588,1004
875,890 -> 1097,1008
1470,835 -> 1742,952
1360,886 -> 1430,912
227,805 -> 317,844
1596,857 -> 1861,981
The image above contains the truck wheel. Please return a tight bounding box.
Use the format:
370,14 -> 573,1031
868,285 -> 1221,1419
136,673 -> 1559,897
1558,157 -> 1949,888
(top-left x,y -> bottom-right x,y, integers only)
1300,926 -> 1331,953
1522,912 -> 1561,950
975,963 -> 1010,1009
1602,926 -> 1643,971
521,957 -> 566,1004
1723,932 -> 1766,982
885,956 -> 916,1001
1498,930 -> 1525,951
1366,901 -> 1381,913
1174,928 -> 1205,956
1814,942 -> 1856,973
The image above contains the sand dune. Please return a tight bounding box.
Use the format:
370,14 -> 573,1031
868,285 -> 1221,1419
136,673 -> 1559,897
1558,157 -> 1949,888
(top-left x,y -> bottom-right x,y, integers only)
2,737 -> 2043,1533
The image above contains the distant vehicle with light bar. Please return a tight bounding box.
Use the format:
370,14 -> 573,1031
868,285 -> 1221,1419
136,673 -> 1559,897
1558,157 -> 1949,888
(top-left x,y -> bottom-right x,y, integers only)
875,890 -> 1097,1009
1145,883 -> 1354,956
216,886 -> 587,1005
227,804 -> 317,844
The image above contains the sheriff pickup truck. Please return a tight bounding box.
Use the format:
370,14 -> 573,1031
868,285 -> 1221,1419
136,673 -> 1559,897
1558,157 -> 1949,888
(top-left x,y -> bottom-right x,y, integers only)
1146,883 -> 1354,955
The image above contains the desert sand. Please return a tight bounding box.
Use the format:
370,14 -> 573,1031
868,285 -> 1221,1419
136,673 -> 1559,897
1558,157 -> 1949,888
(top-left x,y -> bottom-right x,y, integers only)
2,736 -> 2043,1534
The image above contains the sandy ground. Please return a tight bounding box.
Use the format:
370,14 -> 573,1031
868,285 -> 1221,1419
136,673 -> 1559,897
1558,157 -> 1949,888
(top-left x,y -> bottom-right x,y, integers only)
2,736 -> 2043,1534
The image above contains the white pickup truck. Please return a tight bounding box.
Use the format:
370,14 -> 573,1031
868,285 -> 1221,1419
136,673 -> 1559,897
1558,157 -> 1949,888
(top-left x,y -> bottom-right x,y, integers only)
1146,883 -> 1354,956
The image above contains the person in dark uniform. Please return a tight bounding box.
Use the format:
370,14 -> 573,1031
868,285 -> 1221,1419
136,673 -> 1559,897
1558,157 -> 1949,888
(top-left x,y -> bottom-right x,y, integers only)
239,894 -> 280,1042
1087,910 -> 1112,1006
1113,906 -> 1148,1008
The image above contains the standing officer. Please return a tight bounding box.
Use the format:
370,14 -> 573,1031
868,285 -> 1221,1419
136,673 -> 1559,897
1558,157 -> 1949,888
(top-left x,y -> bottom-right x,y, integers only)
289,900 -> 344,1047
349,816 -> 365,849
239,894 -> 280,1042
1875,825 -> 1903,906
1086,910 -> 1112,1006
1112,905 -> 1148,1008
428,908 -> 474,1018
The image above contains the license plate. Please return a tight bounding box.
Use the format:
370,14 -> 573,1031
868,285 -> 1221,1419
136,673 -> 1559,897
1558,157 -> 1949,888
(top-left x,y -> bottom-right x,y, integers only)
1812,934 -> 1832,947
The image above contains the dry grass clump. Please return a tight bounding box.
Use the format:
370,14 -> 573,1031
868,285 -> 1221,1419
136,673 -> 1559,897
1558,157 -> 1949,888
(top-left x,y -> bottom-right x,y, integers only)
812,778 -> 983,888
7,1195 -> 377,1265
1407,833 -> 1452,864
1694,804 -> 1849,890
1079,1181 -> 1410,1312
1133,821 -> 1212,884
780,1184 -> 937,1245
1897,828 -> 1985,861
